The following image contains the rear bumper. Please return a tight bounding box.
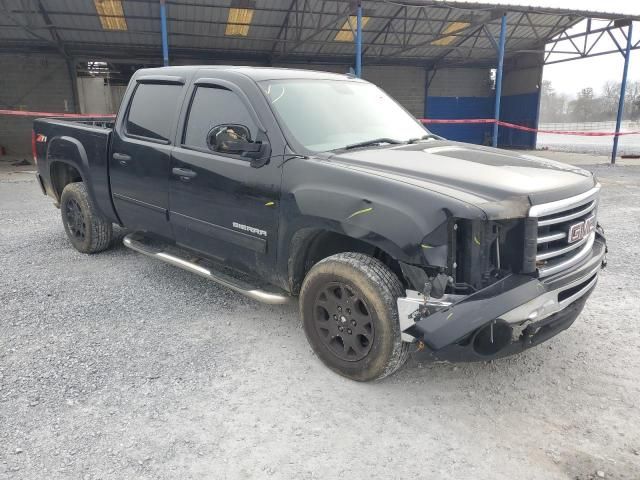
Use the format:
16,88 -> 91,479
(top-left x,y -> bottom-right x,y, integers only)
399,232 -> 606,362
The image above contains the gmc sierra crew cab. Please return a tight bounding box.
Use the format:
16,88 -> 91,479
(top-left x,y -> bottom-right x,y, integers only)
33,66 -> 607,381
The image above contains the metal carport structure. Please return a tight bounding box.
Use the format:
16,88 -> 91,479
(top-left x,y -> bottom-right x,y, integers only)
1,0 -> 638,161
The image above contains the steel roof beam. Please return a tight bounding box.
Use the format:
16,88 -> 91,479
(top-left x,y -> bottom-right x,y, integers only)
0,19 -> 555,43
5,6 -> 590,31
274,2 -> 358,57
269,0 -> 297,58
544,45 -> 639,65
361,5 -> 403,56
1,31 -> 580,57
0,38 -> 567,65
0,2 -> 56,47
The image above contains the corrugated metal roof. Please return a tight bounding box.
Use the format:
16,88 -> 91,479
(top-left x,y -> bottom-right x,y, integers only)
426,0 -> 640,18
0,0 -> 636,65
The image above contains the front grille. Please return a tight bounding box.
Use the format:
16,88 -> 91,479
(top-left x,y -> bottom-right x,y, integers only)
529,186 -> 600,278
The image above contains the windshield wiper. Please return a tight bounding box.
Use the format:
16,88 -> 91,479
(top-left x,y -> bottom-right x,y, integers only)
344,138 -> 403,150
407,134 -> 440,144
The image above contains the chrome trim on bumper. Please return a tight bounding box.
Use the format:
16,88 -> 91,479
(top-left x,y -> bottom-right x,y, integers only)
398,237 -> 605,343
501,246 -> 604,324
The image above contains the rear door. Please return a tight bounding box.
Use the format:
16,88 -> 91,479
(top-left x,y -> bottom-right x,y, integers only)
109,76 -> 186,238
169,75 -> 285,276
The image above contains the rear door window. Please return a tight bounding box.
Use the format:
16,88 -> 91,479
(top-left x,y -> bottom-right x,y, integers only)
126,83 -> 182,142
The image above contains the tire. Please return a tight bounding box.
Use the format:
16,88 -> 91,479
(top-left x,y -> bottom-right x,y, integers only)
300,252 -> 410,381
60,182 -> 112,254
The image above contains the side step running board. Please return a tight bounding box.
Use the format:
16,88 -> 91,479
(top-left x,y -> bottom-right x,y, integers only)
123,233 -> 292,305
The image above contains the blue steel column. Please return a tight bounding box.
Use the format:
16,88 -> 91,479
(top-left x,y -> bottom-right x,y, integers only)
611,22 -> 633,164
160,0 -> 169,66
355,1 -> 363,77
492,14 -> 507,148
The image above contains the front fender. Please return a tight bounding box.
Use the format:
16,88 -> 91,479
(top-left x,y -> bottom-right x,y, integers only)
280,157 -> 486,268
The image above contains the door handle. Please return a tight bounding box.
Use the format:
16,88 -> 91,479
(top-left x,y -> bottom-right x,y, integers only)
113,152 -> 132,166
172,167 -> 197,181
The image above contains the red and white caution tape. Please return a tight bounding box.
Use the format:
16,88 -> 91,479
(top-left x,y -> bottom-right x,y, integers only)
0,109 -> 115,118
420,118 -> 640,136
0,110 -> 637,136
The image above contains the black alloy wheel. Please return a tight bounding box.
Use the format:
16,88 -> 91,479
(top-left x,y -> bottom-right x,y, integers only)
60,182 -> 112,254
300,252 -> 410,381
313,281 -> 374,362
64,197 -> 86,240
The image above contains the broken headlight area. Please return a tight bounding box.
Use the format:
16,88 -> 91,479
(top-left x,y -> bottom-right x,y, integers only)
398,217 -> 531,342
451,218 -> 532,293
403,217 -> 531,300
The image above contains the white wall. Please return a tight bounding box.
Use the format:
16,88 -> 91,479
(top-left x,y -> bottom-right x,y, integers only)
77,77 -> 126,114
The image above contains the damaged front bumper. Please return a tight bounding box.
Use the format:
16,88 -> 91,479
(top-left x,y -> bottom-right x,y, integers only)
398,233 -> 607,362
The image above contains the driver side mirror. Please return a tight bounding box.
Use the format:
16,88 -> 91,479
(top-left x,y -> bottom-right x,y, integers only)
207,124 -> 271,168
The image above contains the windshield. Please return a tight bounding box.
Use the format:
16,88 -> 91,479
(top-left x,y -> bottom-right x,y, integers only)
259,79 -> 430,152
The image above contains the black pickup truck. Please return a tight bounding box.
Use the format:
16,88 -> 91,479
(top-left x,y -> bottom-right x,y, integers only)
33,66 -> 606,381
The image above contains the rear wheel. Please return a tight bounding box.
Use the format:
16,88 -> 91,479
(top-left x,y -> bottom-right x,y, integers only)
60,182 -> 112,253
300,252 -> 409,381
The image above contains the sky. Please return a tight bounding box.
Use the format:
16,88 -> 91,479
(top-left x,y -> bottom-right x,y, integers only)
442,0 -> 640,97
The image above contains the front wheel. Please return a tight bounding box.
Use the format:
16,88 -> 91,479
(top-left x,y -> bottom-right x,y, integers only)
60,182 -> 112,254
300,252 -> 409,381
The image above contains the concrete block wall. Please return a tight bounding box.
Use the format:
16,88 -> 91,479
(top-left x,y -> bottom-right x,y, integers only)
274,63 -> 426,117
363,66 -> 426,117
427,68 -> 493,98
0,53 -> 75,157
425,67 -> 494,144
503,52 -> 543,96
0,54 -> 427,157
502,67 -> 542,96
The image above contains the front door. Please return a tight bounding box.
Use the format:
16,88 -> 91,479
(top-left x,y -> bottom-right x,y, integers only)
169,79 -> 283,276
109,77 -> 186,239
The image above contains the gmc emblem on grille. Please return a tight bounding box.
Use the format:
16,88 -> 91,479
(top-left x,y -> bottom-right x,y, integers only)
568,215 -> 595,243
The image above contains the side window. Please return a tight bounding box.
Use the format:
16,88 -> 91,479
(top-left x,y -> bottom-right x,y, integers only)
125,83 -> 182,142
183,86 -> 259,155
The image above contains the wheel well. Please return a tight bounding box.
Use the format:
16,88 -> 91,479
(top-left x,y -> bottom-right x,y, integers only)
288,229 -> 406,295
50,162 -> 83,201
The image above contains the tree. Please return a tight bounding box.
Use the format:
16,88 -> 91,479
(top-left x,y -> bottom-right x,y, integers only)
601,81 -> 620,118
625,81 -> 640,120
539,80 -> 640,123
540,80 -> 569,122
569,87 -> 598,122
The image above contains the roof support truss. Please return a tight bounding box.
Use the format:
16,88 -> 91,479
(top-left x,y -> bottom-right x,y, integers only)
0,1 -> 636,69
544,19 -> 639,65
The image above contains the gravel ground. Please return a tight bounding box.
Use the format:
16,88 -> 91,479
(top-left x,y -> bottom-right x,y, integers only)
1,154 -> 639,480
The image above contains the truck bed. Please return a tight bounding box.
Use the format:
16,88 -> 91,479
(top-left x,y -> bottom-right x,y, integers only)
33,116 -> 120,224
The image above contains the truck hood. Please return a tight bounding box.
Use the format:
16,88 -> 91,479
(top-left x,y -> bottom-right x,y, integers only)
327,140 -> 595,216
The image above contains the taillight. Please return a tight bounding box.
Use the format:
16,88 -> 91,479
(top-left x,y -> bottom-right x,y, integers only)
31,130 -> 37,165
